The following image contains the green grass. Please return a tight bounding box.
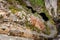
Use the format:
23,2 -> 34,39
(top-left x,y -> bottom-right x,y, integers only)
29,0 -> 44,7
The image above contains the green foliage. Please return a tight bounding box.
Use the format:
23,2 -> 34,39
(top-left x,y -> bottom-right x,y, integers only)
30,0 -> 45,7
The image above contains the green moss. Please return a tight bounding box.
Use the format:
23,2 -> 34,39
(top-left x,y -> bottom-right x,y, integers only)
34,13 -> 39,17
9,5 -> 21,13
45,26 -> 50,35
43,23 -> 51,35
34,13 -> 42,19
49,19 -> 55,24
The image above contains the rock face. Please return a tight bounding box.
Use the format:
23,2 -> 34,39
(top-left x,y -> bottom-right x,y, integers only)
0,10 -> 38,39
0,0 -> 42,40
0,34 -> 33,40
0,0 -> 58,40
45,0 -> 57,17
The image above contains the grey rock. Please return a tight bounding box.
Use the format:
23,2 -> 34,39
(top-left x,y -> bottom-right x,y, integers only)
0,34 -> 33,40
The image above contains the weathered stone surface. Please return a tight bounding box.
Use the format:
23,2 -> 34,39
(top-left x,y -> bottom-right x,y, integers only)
0,0 -> 59,40
0,34 -> 33,40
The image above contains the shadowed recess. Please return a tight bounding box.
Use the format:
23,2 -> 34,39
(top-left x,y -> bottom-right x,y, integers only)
26,6 -> 36,13
39,13 -> 49,21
